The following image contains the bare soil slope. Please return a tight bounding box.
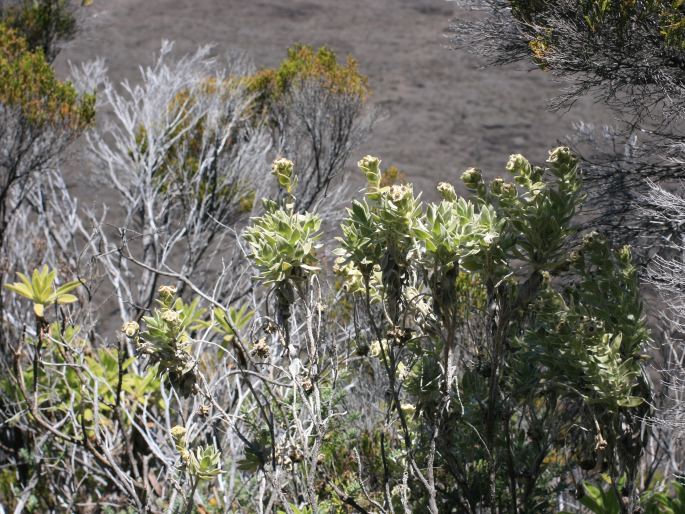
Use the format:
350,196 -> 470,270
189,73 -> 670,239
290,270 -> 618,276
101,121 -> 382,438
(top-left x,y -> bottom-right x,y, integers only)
56,0 -> 609,195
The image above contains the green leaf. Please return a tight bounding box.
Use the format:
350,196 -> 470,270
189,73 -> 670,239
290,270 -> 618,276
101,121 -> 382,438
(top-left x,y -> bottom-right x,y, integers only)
4,282 -> 33,299
616,396 -> 644,408
56,294 -> 78,304
55,280 -> 81,296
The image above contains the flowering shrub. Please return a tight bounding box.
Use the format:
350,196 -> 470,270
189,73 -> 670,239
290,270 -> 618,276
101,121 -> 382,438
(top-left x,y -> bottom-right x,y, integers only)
0,144 -> 662,512
125,286 -> 203,397
0,21 -> 674,513
328,148 -> 650,511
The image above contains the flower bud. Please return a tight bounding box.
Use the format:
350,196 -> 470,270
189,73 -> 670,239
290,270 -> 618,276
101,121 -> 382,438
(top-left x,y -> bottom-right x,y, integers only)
461,167 -> 483,190
158,285 -> 177,303
358,155 -> 381,187
500,182 -> 517,199
437,181 -> 457,202
170,425 -> 187,440
506,154 -> 531,176
547,146 -> 575,166
162,309 -> 182,326
618,244 -> 631,263
272,157 -> 295,192
387,184 -> 411,204
490,178 -> 504,195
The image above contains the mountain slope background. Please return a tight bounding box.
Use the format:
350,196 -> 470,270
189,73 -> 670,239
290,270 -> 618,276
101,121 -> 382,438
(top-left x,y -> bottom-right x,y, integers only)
56,0 -> 609,196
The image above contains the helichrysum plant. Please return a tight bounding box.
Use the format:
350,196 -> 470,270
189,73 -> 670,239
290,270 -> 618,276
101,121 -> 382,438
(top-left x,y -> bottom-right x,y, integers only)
123,285 -> 200,397
170,426 -> 223,481
244,158 -> 322,331
330,147 -> 651,511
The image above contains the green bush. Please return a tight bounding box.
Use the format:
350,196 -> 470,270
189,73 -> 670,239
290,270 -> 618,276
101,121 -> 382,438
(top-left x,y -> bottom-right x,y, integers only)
0,23 -> 94,128
0,0 -> 93,62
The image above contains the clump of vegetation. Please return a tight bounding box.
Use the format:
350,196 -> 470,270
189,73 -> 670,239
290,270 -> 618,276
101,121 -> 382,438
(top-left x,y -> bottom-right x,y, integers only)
451,1 -> 685,510
0,0 -> 93,62
329,149 -> 651,511
0,22 -> 94,262
0,22 -> 94,128
3,139 -> 661,512
2,3 -> 685,512
247,44 -> 369,115
246,44 -> 374,211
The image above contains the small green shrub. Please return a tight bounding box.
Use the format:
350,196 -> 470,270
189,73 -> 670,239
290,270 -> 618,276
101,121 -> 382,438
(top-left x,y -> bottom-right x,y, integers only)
0,0 -> 91,62
247,44 -> 369,115
0,23 -> 95,127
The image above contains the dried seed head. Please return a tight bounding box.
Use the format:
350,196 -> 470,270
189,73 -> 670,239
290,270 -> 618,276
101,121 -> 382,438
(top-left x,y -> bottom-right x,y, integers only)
251,337 -> 270,359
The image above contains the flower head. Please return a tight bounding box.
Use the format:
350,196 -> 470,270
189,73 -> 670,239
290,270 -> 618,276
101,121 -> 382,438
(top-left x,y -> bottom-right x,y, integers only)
161,309 -> 182,327
158,285 -> 177,304
506,154 -> 530,175
387,184 -> 411,204
271,157 -> 296,194
490,178 -> 504,195
547,146 -> 574,165
121,321 -> 140,338
437,182 -> 457,202
358,155 -> 381,186
170,425 -> 187,440
272,157 -> 294,178
461,167 -> 483,190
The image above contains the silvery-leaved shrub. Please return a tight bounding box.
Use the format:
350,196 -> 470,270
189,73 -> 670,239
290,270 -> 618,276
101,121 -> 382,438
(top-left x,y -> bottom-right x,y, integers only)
329,147 -> 651,512
244,158 -> 322,336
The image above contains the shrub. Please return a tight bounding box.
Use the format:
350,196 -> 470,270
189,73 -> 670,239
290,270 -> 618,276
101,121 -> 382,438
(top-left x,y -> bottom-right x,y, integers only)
0,0 -> 92,62
247,44 -> 374,211
329,148 -> 650,512
247,44 -> 369,114
0,23 -> 94,260
0,27 -> 675,514
451,1 -> 685,500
